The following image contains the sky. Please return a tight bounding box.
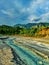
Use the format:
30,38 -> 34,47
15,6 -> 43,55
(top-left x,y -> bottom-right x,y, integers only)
0,0 -> 49,25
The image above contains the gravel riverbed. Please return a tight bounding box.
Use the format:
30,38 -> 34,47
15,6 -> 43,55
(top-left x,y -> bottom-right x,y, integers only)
0,41 -> 16,65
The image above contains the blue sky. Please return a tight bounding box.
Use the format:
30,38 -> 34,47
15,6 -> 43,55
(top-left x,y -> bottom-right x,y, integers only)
0,0 -> 49,25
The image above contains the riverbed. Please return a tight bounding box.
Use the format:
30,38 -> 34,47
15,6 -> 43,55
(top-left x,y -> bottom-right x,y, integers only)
0,36 -> 49,65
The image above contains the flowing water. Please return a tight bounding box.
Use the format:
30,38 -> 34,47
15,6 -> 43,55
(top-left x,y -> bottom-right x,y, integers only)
4,38 -> 49,65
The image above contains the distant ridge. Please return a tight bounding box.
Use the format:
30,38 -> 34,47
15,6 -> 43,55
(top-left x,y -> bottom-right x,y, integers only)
14,22 -> 49,28
0,22 -> 49,28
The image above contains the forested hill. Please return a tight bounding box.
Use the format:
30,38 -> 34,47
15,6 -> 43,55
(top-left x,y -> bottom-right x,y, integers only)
14,23 -> 49,28
0,23 -> 49,37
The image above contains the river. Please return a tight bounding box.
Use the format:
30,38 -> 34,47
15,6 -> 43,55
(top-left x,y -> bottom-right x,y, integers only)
3,37 -> 49,65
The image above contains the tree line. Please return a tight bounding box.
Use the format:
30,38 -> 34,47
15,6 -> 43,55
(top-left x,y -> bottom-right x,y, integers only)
0,25 -> 49,37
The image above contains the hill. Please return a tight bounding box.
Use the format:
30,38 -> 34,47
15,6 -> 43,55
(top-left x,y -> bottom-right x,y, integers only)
0,23 -> 49,38
14,23 -> 49,28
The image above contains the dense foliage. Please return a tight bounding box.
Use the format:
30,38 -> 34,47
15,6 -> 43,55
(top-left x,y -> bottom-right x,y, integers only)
0,23 -> 49,37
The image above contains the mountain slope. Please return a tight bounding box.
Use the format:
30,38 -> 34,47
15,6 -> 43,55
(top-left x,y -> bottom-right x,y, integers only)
14,23 -> 49,28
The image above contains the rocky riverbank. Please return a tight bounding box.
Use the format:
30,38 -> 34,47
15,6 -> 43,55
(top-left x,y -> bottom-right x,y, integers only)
0,41 -> 16,65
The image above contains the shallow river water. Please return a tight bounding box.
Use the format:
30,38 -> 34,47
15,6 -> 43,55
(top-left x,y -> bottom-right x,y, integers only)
5,38 -> 49,65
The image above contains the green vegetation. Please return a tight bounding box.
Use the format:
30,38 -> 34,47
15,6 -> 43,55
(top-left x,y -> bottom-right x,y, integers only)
0,23 -> 49,37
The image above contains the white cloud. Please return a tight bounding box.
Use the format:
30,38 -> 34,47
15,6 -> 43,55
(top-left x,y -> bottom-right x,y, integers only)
1,9 -> 15,18
26,0 -> 48,13
35,12 -> 49,23
0,0 -> 49,24
28,15 -> 38,23
41,12 -> 49,20
20,8 -> 26,13
24,0 -> 49,23
27,0 -> 45,12
20,8 -> 31,13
